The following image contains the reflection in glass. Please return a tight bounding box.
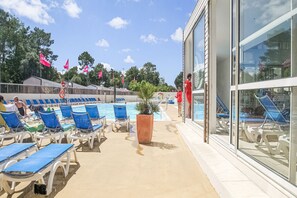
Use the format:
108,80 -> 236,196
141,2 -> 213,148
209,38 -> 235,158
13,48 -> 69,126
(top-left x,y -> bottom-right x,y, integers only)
238,88 -> 290,179
240,21 -> 291,84
294,0 -> 297,9
231,51 -> 236,85
232,0 -> 236,48
231,91 -> 236,145
193,94 -> 204,126
193,15 -> 205,90
240,0 -> 290,40
291,87 -> 297,185
215,94 -> 230,143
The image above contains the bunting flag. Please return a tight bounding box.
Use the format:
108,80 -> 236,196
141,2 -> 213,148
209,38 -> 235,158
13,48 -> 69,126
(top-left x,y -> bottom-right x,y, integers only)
64,59 -> 69,70
83,65 -> 89,73
121,74 -> 125,85
39,53 -> 51,67
98,71 -> 102,79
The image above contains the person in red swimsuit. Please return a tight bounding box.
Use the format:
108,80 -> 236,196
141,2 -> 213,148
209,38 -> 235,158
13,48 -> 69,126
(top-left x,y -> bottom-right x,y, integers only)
185,73 -> 192,118
175,87 -> 182,117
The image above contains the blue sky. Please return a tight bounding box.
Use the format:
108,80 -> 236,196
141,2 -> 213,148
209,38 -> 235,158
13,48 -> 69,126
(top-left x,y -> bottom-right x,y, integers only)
0,0 -> 197,86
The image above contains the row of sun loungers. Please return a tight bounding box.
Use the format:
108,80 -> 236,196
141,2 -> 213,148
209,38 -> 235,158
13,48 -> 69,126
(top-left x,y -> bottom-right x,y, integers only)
0,104 -> 130,148
3,97 -> 99,107
0,104 -> 131,195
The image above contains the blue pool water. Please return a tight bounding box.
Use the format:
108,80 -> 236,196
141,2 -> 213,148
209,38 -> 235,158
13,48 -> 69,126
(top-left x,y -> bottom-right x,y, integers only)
55,103 -> 166,121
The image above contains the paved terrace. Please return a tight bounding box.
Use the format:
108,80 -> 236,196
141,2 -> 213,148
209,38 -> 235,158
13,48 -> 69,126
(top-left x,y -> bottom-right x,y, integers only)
0,104 -> 218,198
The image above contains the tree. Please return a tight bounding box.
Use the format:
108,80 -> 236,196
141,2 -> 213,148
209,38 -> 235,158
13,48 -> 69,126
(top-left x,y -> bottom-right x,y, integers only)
26,27 -> 58,80
139,62 -> 160,86
63,66 -> 79,81
0,9 -> 58,83
88,63 -> 111,87
78,51 -> 95,70
0,9 -> 28,83
125,66 -> 140,89
174,71 -> 183,90
128,80 -> 140,91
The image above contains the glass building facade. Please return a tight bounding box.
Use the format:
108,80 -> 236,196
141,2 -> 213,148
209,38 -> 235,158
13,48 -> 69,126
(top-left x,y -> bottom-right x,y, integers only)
184,0 -> 297,194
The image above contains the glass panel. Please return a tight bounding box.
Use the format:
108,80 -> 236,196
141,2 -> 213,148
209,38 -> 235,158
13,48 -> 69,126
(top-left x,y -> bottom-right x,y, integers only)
193,94 -> 204,126
232,0 -> 236,48
231,51 -> 236,85
231,91 -> 236,145
240,21 -> 291,84
238,88 -> 290,179
193,15 -> 205,91
292,87 -> 297,185
240,0 -> 290,40
294,0 -> 297,9
215,93 -> 230,143
184,32 -> 193,118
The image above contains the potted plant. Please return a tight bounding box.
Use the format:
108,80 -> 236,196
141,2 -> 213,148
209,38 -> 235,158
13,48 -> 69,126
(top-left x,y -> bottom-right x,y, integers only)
136,81 -> 160,144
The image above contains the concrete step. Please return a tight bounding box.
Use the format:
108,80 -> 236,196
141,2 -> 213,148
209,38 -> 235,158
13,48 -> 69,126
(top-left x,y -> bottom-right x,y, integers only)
176,122 -> 279,198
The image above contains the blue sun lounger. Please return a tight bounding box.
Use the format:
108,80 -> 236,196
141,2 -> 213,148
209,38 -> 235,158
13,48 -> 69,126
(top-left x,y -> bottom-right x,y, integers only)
68,112 -> 102,149
1,143 -> 78,195
60,105 -> 73,120
39,99 -> 45,106
250,94 -> 289,153
113,105 -> 130,132
215,96 -> 266,131
0,143 -> 37,171
0,112 -> 29,146
85,105 -> 106,127
32,99 -> 39,105
50,99 -> 56,106
0,143 -> 37,190
36,111 -> 74,147
25,99 -> 32,107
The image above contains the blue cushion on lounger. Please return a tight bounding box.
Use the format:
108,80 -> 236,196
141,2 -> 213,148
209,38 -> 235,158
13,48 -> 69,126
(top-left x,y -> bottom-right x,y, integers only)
2,144 -> 73,174
0,143 -> 35,164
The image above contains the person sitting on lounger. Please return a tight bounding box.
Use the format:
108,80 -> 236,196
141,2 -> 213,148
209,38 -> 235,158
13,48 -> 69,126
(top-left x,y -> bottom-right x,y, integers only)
0,95 -> 9,131
13,96 -> 27,116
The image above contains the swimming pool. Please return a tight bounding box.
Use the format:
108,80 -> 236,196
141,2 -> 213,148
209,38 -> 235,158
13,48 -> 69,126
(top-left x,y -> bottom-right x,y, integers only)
55,103 -> 168,121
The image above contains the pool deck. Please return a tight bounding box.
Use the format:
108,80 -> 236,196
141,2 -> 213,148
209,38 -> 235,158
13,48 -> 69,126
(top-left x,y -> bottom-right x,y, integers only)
0,104 -> 219,198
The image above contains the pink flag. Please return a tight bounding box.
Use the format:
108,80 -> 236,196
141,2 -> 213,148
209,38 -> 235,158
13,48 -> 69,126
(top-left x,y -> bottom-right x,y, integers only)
121,75 -> 124,85
98,71 -> 102,79
64,59 -> 69,70
83,65 -> 89,73
39,53 -> 51,67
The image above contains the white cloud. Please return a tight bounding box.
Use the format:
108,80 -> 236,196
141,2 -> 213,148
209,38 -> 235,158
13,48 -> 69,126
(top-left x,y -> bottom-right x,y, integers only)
159,38 -> 169,42
0,0 -> 54,24
140,34 -> 168,44
124,55 -> 134,64
49,1 -> 59,8
171,27 -> 183,42
107,17 -> 129,29
121,48 -> 131,52
255,0 -> 289,25
95,39 -> 110,48
150,18 -> 166,23
117,0 -> 140,3
101,62 -> 112,72
140,34 -> 158,44
62,0 -> 82,18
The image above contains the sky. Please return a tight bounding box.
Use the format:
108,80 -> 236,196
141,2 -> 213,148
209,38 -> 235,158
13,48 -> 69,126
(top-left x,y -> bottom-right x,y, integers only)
0,0 -> 197,86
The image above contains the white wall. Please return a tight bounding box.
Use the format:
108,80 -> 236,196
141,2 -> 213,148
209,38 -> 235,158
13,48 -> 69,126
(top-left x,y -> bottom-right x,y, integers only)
217,57 -> 230,107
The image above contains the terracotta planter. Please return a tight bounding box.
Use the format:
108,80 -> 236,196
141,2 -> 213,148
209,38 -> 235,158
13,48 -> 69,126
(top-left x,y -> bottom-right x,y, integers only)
136,114 -> 154,144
